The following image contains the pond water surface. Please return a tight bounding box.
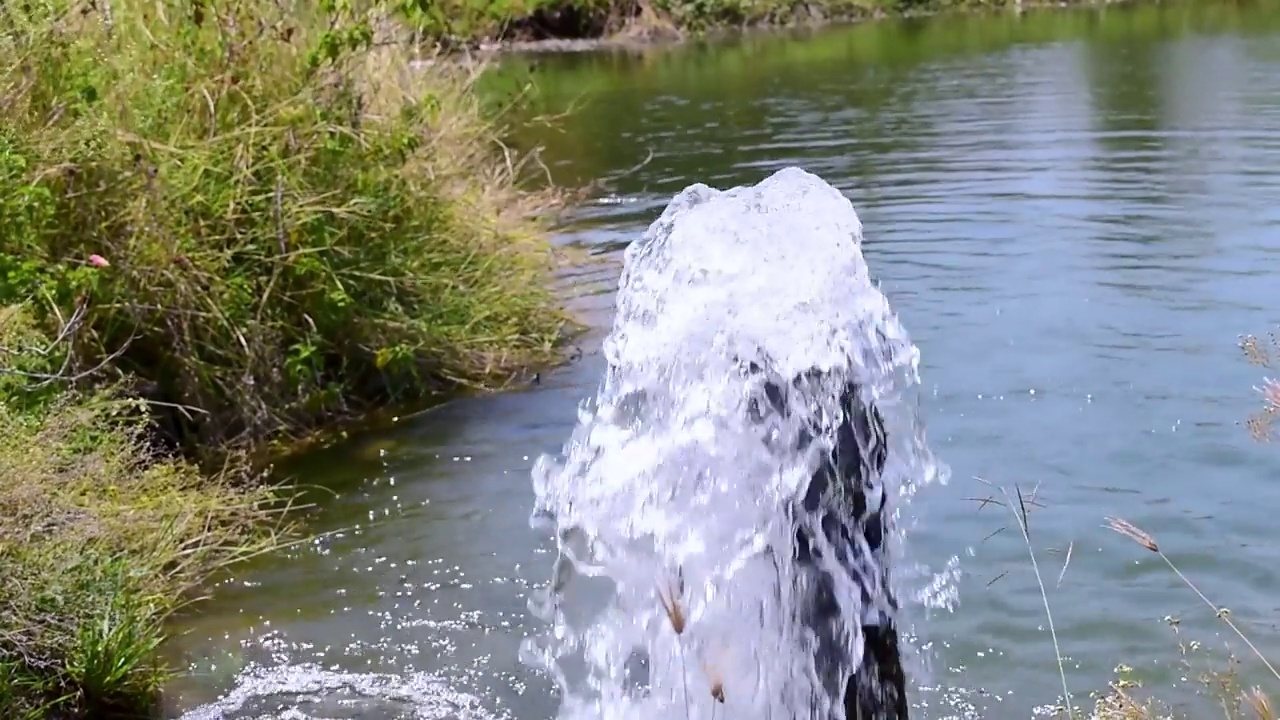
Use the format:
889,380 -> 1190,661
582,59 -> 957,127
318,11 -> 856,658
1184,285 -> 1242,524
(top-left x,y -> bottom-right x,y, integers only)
166,4 -> 1280,719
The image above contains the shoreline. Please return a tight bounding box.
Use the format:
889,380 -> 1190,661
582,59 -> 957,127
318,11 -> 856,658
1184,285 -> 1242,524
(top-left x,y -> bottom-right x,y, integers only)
462,0 -> 1137,56
0,1 -> 572,715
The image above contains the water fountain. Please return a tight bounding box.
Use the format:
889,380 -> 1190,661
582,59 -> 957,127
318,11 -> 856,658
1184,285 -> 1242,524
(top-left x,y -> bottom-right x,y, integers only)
522,167 -> 949,720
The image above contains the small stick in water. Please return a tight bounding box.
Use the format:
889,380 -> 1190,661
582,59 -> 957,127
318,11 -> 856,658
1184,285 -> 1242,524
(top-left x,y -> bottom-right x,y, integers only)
656,567 -> 690,716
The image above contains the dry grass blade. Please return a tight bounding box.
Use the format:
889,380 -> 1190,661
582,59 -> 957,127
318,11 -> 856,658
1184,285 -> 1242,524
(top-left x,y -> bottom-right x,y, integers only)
656,567 -> 690,717
1105,517 -> 1158,552
656,567 -> 687,636
1056,540 -> 1074,589
1105,517 -> 1280,683
968,476 -> 1047,516
998,484 -> 1075,718
1245,687 -> 1275,720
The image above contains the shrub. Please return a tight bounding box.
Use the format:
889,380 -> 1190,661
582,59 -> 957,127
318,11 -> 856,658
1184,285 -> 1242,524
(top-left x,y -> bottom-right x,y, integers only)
0,0 -> 569,463
0,307 -> 286,717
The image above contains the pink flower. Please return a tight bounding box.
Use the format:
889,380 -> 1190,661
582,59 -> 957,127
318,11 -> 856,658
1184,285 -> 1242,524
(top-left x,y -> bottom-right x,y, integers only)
88,254 -> 109,268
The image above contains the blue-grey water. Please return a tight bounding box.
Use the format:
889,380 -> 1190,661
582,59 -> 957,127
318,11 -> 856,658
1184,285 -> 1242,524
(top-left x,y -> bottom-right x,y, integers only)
165,4 -> 1280,719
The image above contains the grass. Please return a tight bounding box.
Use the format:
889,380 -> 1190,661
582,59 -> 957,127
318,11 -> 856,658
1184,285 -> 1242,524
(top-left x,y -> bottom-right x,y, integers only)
1,307 -> 289,718
1097,518 -> 1280,719
0,0 -> 573,715
968,475 -> 1280,720
0,0 -> 571,467
967,328 -> 1280,720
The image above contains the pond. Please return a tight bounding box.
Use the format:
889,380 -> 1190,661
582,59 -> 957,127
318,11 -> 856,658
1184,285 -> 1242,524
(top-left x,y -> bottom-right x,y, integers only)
165,3 -> 1280,718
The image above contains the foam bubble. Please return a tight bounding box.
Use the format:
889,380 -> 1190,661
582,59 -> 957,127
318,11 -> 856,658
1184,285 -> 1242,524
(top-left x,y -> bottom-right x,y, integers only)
173,663 -> 494,720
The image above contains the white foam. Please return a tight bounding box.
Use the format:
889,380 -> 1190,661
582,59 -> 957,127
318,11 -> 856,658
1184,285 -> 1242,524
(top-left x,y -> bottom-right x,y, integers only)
173,663 -> 494,720
523,167 -> 949,720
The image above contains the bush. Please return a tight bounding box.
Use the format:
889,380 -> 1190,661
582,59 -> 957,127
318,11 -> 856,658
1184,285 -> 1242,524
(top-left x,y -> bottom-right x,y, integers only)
0,0 -> 569,463
0,308 -> 286,717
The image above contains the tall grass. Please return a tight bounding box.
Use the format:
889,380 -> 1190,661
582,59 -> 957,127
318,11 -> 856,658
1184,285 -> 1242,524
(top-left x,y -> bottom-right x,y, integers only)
1,307 -> 289,718
969,477 -> 1277,720
0,0 -> 570,464
0,0 -> 570,713
971,331 -> 1280,720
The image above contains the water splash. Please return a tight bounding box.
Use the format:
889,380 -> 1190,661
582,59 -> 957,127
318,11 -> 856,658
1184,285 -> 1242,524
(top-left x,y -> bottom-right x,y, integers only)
173,663 -> 495,720
521,167 -> 950,720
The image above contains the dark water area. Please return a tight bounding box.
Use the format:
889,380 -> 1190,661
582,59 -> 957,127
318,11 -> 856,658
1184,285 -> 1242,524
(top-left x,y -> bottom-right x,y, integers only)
164,4 -> 1280,718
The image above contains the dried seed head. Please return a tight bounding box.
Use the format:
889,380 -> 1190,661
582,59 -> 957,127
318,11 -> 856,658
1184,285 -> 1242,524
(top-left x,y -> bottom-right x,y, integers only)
1105,517 -> 1159,553
656,571 -> 686,636
1248,414 -> 1274,443
1245,687 -> 1275,720
1259,378 -> 1280,410
700,653 -> 726,704
1241,334 -> 1269,367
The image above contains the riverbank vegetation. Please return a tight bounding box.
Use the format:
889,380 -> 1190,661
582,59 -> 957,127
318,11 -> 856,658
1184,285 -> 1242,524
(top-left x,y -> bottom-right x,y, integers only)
1,0 -> 567,714
400,0 -> 1131,47
2,0 -> 568,464
0,314 -> 285,717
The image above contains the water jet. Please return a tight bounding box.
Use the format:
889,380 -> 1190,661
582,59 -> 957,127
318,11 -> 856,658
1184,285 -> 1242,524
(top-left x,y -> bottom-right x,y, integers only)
523,167 -> 945,720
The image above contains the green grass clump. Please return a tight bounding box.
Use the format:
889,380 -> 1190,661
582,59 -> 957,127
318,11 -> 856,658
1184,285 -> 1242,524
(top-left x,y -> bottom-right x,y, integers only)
0,308 -> 285,718
0,0 -> 569,463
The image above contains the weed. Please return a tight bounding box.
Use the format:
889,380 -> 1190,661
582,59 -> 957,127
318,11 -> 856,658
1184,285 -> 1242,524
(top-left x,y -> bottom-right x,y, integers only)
970,477 -> 1075,717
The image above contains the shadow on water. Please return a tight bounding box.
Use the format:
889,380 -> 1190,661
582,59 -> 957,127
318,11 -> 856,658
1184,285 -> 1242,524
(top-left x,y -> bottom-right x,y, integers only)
167,3 -> 1280,718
